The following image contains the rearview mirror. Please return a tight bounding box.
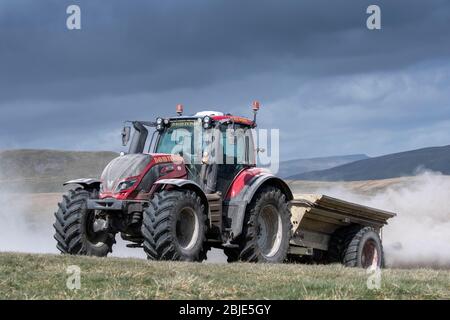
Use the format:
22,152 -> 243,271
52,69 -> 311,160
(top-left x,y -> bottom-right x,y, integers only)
121,126 -> 131,146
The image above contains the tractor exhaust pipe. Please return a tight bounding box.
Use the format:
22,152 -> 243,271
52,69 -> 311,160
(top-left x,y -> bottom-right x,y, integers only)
252,101 -> 260,127
128,121 -> 148,154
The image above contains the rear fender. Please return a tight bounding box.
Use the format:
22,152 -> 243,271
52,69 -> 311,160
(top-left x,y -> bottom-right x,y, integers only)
153,179 -> 209,214
224,173 -> 293,240
63,178 -> 101,190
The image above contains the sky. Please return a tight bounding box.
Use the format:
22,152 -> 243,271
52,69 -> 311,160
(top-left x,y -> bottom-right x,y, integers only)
0,0 -> 450,160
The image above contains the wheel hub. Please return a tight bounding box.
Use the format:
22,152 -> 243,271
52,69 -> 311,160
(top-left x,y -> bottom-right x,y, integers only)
361,239 -> 379,268
86,210 -> 108,247
256,204 -> 283,258
176,207 -> 199,250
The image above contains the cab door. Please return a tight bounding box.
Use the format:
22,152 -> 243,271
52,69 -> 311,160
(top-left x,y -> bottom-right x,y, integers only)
215,124 -> 255,195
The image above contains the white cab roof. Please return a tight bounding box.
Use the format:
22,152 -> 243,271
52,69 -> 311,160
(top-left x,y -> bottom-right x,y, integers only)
194,111 -> 224,117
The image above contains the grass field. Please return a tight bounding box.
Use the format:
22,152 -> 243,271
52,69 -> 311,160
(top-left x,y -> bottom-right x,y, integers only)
0,252 -> 448,300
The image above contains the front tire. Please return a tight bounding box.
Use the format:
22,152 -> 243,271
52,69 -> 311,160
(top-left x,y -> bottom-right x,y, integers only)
141,190 -> 208,261
230,187 -> 291,263
53,187 -> 115,256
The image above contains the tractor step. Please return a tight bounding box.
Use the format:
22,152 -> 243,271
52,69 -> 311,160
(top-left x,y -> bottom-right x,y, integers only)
126,243 -> 143,248
206,192 -> 222,233
222,242 -> 239,249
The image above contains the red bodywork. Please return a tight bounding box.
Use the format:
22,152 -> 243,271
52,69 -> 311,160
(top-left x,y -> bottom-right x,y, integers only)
225,167 -> 266,200
99,154 -> 187,201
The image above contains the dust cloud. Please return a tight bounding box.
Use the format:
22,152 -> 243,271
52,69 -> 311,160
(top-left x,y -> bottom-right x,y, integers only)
315,171 -> 450,268
0,192 -> 57,254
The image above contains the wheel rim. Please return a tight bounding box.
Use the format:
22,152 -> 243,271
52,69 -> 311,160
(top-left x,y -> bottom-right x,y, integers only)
361,239 -> 379,268
257,204 -> 283,258
85,210 -> 107,247
176,207 -> 199,250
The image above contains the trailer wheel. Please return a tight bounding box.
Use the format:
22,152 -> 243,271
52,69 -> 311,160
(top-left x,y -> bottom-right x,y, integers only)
236,186 -> 291,263
329,225 -> 384,268
53,187 -> 116,256
343,226 -> 384,268
141,190 -> 208,262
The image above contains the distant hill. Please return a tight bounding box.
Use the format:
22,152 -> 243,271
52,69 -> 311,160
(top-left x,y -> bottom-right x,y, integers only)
0,149 -> 118,192
275,154 -> 369,178
0,149 -> 368,191
291,145 -> 450,181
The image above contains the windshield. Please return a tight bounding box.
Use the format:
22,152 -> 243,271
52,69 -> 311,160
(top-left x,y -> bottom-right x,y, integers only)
155,120 -> 201,164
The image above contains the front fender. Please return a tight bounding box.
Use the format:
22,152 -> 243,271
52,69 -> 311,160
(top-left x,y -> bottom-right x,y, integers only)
153,179 -> 209,214
63,178 -> 101,190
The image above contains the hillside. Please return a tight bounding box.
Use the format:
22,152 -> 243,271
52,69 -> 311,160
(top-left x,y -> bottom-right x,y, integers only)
291,145 -> 450,181
275,154 -> 369,178
0,149 -> 118,192
0,149 -> 369,192
0,253 -> 448,299
286,176 -> 423,196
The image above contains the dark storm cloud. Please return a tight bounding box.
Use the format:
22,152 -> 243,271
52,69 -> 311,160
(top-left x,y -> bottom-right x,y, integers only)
0,0 -> 450,158
1,0 -> 449,102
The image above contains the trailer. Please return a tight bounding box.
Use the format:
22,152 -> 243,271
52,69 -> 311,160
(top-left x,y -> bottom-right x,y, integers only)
289,194 -> 395,267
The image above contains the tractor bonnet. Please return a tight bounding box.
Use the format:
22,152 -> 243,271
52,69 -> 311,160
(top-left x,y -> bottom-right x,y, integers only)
100,153 -> 152,192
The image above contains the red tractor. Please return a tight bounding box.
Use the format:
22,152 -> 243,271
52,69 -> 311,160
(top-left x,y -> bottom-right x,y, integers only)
54,102 -> 293,263
54,102 -> 393,267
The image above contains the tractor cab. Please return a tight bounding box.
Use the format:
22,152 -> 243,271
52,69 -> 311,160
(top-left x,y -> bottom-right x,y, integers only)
154,111 -> 256,195
121,103 -> 259,196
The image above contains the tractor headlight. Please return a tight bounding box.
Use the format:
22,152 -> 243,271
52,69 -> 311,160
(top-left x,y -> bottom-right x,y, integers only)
202,116 -> 212,129
115,178 -> 137,193
156,118 -> 165,131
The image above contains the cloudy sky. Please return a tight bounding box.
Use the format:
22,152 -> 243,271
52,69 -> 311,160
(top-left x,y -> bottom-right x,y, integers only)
1,0 -> 449,160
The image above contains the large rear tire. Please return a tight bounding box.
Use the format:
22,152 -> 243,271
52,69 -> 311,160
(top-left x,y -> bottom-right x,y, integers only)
229,186 -> 291,263
53,187 -> 116,256
141,190 -> 208,262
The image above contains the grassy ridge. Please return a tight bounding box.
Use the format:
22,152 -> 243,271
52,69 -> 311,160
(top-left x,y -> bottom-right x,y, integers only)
0,149 -> 117,193
0,253 -> 448,299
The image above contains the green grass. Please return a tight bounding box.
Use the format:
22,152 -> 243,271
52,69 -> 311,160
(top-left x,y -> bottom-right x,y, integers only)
0,252 -> 448,300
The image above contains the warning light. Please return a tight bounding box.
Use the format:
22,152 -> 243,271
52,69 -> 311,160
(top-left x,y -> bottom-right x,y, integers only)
176,104 -> 184,116
252,101 -> 260,111
251,100 -> 260,127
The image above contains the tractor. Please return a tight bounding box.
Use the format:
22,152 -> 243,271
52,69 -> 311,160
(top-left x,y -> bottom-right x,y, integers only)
53,102 -> 394,267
